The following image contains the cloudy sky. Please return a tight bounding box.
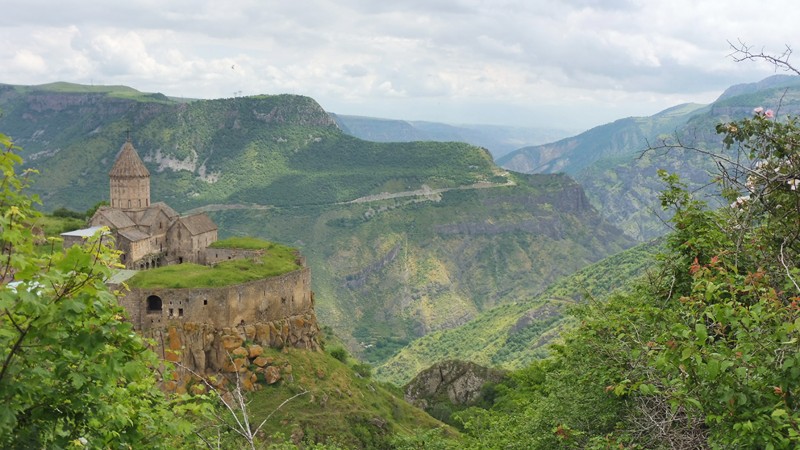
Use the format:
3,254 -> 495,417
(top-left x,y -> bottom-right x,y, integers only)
2,0 -> 798,130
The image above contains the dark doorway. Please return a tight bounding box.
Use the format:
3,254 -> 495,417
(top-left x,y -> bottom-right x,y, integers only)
146,295 -> 163,313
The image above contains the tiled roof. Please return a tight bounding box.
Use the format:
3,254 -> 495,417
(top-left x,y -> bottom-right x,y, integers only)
93,207 -> 136,229
117,228 -> 150,242
109,140 -> 150,178
138,202 -> 179,227
178,214 -> 218,235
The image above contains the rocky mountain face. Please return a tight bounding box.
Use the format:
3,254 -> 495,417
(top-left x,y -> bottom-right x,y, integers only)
498,75 -> 800,240
402,359 -> 505,425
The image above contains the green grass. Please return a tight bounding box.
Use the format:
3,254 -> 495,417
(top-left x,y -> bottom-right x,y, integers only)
128,241 -> 301,289
240,345 -> 456,448
33,215 -> 86,237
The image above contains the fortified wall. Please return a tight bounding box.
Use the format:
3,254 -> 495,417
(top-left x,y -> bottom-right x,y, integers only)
116,267 -> 321,374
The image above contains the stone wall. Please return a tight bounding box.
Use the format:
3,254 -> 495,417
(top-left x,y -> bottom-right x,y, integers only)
110,176 -> 149,210
117,267 -> 320,373
120,267 -> 313,332
204,247 -> 265,265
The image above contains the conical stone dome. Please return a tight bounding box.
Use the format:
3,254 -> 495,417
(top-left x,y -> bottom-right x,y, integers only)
109,139 -> 150,210
110,140 -> 150,178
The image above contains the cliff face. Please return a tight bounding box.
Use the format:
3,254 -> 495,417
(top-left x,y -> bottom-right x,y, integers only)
149,312 -> 320,375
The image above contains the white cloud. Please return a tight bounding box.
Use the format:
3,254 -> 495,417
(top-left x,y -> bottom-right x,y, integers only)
0,0 -> 798,129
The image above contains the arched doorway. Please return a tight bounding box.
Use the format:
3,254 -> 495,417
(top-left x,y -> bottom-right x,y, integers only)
146,295 -> 163,313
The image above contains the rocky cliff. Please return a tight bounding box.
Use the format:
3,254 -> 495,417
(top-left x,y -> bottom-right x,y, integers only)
404,359 -> 505,409
151,313 -> 320,374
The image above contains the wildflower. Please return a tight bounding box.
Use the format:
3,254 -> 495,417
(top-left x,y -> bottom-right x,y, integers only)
730,195 -> 750,208
765,109 -> 775,118
754,106 -> 764,114
788,179 -> 800,191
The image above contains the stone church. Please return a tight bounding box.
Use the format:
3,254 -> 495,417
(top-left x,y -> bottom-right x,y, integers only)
83,138 -> 218,269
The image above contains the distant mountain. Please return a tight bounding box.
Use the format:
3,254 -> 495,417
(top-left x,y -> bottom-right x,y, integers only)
0,82 -> 633,369
497,102 -> 709,176
331,113 -> 576,159
498,75 -> 800,240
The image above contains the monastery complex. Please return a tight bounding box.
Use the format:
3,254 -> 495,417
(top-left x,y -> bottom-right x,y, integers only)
65,138 -> 218,269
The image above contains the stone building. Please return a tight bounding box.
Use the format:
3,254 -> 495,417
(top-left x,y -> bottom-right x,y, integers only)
85,138 -> 218,269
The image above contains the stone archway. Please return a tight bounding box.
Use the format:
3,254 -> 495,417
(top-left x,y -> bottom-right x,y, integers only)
146,295 -> 163,313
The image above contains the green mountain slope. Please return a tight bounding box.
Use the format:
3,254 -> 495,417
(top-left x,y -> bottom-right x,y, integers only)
374,240 -> 661,385
498,75 -> 800,240
0,82 -> 634,373
496,102 -> 708,175
223,344 -> 456,448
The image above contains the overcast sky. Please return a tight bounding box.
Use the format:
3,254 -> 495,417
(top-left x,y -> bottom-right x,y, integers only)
2,0 -> 798,130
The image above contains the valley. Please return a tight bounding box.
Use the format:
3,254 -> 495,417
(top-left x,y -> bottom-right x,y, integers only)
3,73 -> 800,448
0,82 -> 633,369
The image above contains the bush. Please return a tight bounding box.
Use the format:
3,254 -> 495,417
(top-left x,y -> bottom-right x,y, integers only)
352,362 -> 372,378
329,347 -> 348,363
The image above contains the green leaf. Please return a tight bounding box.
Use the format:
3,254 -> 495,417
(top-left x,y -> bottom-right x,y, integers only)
695,323 -> 708,343
772,409 -> 788,418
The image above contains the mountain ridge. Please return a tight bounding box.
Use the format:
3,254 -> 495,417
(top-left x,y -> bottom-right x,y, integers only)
498,74 -> 800,240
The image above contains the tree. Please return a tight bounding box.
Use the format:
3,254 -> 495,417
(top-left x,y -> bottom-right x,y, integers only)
0,132 -> 201,449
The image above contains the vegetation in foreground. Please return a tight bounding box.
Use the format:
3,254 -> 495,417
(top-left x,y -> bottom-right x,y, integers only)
0,133 -> 207,448
211,341 -> 455,449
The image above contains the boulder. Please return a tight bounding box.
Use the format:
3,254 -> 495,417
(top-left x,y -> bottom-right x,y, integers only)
248,344 -> 263,358
264,366 -> 281,384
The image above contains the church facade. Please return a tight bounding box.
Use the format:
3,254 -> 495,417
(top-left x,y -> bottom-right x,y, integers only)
86,139 -> 218,269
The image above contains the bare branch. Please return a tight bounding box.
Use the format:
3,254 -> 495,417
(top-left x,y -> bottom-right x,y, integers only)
175,356 -> 307,450
779,238 -> 800,294
728,40 -> 800,75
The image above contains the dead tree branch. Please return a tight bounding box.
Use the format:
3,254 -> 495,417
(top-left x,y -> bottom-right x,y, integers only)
728,40 -> 800,75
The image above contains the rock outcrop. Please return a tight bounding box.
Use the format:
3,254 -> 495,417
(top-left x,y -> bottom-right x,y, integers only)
147,312 -> 320,375
403,360 -> 505,409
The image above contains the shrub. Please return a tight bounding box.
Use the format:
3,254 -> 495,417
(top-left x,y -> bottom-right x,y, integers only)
329,347 -> 348,363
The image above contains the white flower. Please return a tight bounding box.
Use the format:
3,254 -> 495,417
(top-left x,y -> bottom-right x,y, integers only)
730,195 -> 750,208
788,179 -> 800,191
754,106 -> 764,114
